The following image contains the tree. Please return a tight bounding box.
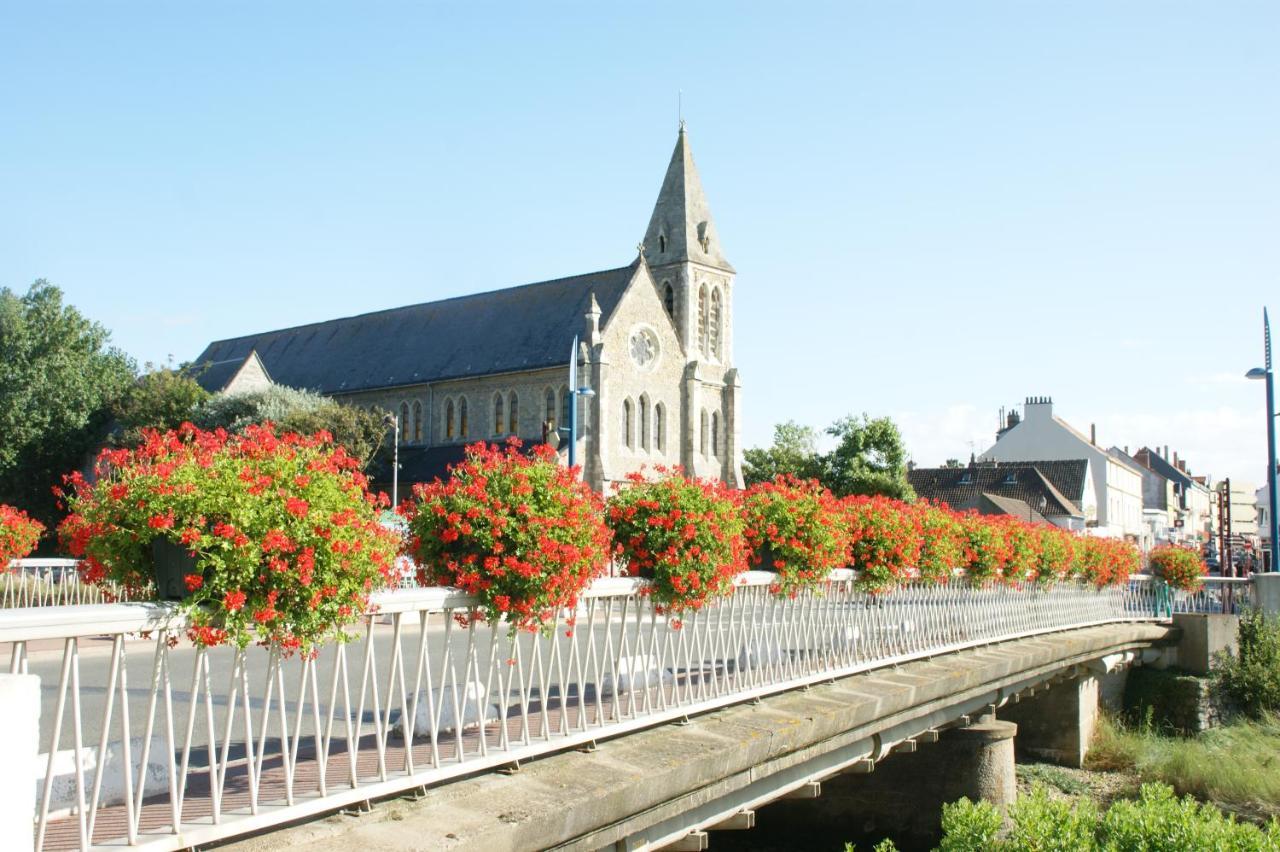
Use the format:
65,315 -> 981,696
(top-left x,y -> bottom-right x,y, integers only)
943,458 -> 962,469
192,385 -> 390,469
111,366 -> 211,446
0,281 -> 135,526
819,414 -> 915,501
742,421 -> 822,486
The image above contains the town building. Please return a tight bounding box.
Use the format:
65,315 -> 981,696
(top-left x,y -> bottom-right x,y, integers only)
907,460 -> 1093,529
980,397 -> 1144,542
192,127 -> 744,493
1129,446 -> 1213,547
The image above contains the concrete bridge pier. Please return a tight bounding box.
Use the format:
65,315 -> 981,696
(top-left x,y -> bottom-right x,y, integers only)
754,716 -> 1018,850
1001,673 -> 1099,768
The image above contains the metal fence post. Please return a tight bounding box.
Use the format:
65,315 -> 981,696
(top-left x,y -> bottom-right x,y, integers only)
0,673 -> 39,851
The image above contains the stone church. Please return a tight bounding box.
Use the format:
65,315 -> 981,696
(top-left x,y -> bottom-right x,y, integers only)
192,127 -> 743,492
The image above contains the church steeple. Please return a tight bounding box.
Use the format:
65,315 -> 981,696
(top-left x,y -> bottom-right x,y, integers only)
642,125 -> 733,273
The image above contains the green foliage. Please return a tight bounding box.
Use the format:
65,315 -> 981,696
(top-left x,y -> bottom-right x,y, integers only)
193,386 -> 389,470
821,414 -> 915,501
1087,713 -> 1280,822
931,783 -> 1280,851
1099,783 -> 1280,851
937,796 -> 1002,851
742,421 -> 822,485
743,415 -> 915,500
1007,785 -> 1099,850
111,366 -> 211,446
1016,763 -> 1090,796
0,281 -> 135,527
1214,608 -> 1280,719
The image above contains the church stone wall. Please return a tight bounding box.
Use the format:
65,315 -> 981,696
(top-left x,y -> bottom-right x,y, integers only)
595,268 -> 692,490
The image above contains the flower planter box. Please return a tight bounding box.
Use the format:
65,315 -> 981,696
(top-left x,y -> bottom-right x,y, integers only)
150,539 -> 199,602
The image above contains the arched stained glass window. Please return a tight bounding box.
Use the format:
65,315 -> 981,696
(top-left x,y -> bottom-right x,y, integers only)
509,392 -> 519,435
623,399 -> 634,450
545,388 -> 556,427
560,385 -> 571,431
654,402 -> 665,453
662,282 -> 675,318
400,402 -> 410,442
413,401 -> 423,443
459,397 -> 469,438
700,409 -> 708,457
711,412 -> 720,458
445,399 -> 455,439
493,393 -> 504,436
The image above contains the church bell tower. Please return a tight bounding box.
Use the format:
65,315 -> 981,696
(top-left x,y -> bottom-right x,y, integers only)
640,125 -> 742,486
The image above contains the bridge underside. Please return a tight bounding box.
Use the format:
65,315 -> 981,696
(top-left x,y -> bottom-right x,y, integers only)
224,622 -> 1175,852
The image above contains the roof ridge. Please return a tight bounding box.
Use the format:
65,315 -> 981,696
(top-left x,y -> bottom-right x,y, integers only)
202,265 -> 633,349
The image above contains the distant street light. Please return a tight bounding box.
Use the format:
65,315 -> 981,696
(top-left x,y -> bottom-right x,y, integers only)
382,413 -> 400,507
1245,307 -> 1278,573
562,335 -> 596,472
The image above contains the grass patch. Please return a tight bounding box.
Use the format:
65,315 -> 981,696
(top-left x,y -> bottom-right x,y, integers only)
1016,763 -> 1090,796
1086,713 -> 1280,822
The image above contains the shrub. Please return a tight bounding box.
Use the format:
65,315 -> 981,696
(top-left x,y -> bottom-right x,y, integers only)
925,783 -> 1280,850
607,468 -> 747,614
58,423 -> 399,653
0,504 -> 45,565
842,495 -> 923,591
1214,608 -> 1280,719
740,475 -> 847,595
1149,543 -> 1207,591
403,439 -> 611,633
937,796 -> 1002,851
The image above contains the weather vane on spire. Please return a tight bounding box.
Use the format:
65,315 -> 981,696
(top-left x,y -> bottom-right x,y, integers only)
678,90 -> 685,131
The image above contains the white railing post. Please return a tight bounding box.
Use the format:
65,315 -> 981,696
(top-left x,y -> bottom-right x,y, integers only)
0,673 -> 39,851
1254,573 -> 1280,615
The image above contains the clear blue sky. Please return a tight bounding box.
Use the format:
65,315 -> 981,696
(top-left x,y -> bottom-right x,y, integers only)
4,2 -> 1278,484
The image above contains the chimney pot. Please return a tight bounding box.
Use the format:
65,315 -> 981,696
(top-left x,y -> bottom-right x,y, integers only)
1090,423 -> 1097,446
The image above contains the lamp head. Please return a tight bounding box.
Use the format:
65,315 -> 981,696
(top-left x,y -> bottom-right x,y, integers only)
1247,368 -> 1269,381
577,386 -> 596,398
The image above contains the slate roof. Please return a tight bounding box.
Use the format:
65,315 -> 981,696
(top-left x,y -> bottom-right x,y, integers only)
1134,447 -> 1194,488
190,264 -> 638,395
981,493 -> 1050,525
908,461 -> 1088,519
190,356 -> 250,393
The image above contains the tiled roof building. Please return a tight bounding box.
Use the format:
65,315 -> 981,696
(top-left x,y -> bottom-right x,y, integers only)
908,460 -> 1091,529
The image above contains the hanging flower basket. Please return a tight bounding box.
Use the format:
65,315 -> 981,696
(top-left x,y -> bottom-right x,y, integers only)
58,423 -> 400,653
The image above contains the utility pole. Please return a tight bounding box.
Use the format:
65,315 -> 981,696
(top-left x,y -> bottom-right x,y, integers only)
1219,479 -> 1233,577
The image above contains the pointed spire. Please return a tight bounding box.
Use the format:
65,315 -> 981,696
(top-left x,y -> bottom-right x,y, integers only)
641,126 -> 733,272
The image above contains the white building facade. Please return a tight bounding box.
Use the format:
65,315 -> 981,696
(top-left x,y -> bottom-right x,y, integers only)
980,397 -> 1145,543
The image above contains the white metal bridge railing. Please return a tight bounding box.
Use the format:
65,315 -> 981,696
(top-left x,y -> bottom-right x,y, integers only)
0,571 -> 1168,852
3,560 -> 132,609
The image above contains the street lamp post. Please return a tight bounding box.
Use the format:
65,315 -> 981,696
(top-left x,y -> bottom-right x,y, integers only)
382,413 -> 400,507
563,335 -> 595,472
1246,307 -> 1279,574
